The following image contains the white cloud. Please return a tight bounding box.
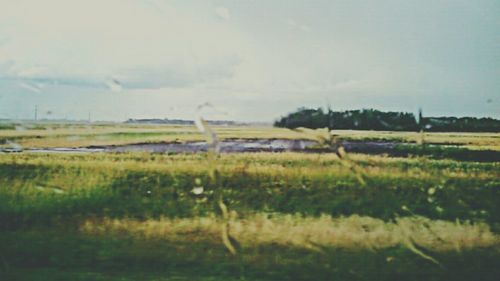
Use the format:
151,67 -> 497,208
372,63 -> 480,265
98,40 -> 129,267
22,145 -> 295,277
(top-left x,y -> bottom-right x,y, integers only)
0,0 -> 248,89
18,82 -> 42,93
16,66 -> 51,78
215,6 -> 231,20
286,18 -> 311,32
298,25 -> 311,32
0,0 -> 498,120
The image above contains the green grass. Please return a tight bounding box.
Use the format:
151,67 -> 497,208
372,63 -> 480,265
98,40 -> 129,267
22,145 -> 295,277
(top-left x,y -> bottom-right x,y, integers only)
391,144 -> 500,162
1,122 -> 499,150
1,229 -> 499,281
0,125 -> 499,280
1,151 -> 499,280
0,153 -> 498,225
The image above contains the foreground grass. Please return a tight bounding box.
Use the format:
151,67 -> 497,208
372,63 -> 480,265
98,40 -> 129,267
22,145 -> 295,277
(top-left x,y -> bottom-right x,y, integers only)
1,152 -> 499,226
79,214 -> 498,252
1,150 -> 499,280
1,219 -> 499,281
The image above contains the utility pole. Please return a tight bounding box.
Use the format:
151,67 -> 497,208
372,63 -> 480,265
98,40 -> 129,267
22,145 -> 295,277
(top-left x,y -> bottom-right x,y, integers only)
418,107 -> 423,130
418,107 -> 425,149
34,105 -> 38,121
88,111 -> 91,123
326,99 -> 334,130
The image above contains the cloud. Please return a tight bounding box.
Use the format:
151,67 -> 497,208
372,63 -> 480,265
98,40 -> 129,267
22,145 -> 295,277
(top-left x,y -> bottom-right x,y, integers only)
299,25 -> 311,32
18,82 -> 42,93
215,6 -> 231,20
0,0 -> 248,90
1,0 -> 498,120
111,58 -> 240,89
1,61 -> 240,92
286,19 -> 311,32
16,66 -> 51,78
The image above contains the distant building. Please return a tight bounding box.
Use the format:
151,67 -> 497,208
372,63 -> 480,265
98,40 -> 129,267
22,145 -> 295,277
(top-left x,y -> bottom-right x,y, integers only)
124,118 -> 244,126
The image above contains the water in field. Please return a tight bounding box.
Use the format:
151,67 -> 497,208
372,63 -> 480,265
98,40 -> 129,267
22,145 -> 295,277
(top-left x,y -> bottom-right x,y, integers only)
12,138 -> 498,162
25,139 -> 317,153
18,139 -> 402,154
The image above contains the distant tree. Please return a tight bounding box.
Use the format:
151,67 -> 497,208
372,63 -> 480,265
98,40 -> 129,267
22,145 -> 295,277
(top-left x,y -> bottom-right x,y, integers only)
274,108 -> 500,132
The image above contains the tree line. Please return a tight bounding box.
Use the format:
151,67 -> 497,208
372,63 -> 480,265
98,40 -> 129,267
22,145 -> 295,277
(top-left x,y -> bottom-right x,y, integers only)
274,108 -> 500,132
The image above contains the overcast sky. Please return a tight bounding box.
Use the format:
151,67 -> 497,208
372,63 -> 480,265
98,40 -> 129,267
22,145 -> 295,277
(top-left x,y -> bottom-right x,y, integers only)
0,0 -> 499,122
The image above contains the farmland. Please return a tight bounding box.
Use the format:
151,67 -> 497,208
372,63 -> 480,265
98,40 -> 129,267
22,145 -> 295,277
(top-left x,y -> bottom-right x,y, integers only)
0,123 -> 499,280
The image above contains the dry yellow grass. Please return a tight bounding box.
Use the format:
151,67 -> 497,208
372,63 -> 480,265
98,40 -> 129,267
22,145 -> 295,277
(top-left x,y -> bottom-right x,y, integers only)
1,124 -> 498,149
1,152 -> 496,187
80,214 -> 499,252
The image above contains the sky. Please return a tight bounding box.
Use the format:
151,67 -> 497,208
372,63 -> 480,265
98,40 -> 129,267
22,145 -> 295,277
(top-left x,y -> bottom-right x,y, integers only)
0,0 -> 499,122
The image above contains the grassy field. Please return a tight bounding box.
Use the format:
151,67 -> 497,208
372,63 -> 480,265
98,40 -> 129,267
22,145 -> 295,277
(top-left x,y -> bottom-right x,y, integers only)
1,122 -> 499,150
0,123 -> 499,280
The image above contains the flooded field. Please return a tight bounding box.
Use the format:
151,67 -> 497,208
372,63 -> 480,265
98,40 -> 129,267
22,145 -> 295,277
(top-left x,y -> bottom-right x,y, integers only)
4,138 -> 493,162
10,138 -> 399,155
1,124 -> 499,281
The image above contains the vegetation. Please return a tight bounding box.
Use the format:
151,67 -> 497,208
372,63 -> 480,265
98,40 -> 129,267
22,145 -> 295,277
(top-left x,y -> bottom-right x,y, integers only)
274,108 -> 500,132
1,151 -> 499,280
1,122 -> 499,151
0,125 -> 499,280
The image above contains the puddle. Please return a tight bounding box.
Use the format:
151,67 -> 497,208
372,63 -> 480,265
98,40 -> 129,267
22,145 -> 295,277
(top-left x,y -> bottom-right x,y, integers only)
26,147 -> 107,153
23,139 -> 317,154
4,139 -> 497,162
0,139 -> 425,154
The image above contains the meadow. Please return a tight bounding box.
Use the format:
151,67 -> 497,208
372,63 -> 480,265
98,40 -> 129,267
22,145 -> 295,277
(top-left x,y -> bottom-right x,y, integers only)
0,123 -> 499,280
